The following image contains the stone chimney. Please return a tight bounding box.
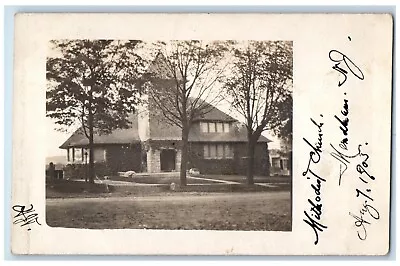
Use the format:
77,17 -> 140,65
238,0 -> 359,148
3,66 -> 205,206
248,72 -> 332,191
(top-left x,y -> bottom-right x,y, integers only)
137,94 -> 150,142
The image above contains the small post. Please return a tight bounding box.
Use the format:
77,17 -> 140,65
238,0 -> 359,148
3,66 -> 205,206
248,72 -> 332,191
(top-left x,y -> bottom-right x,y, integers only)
84,150 -> 89,183
48,162 -> 56,180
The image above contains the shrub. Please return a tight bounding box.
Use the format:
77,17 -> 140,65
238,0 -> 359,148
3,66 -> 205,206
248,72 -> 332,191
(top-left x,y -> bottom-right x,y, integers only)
63,162 -> 115,180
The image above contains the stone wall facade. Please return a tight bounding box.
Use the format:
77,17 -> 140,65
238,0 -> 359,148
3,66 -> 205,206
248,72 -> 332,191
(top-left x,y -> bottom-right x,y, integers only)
146,140 -> 181,173
147,147 -> 161,173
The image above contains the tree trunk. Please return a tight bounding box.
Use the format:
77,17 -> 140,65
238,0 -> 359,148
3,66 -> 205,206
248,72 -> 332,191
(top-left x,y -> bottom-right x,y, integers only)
265,143 -> 271,177
288,150 -> 293,177
180,127 -> 189,187
246,138 -> 256,185
88,137 -> 95,184
88,104 -> 95,184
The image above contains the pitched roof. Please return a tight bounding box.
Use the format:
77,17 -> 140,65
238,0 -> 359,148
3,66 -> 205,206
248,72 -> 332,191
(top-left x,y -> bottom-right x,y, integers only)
146,98 -> 265,142
60,101 -> 271,148
193,101 -> 237,122
59,113 -> 141,149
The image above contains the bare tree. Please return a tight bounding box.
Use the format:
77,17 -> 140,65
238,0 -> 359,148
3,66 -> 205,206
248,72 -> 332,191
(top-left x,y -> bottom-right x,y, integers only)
46,40 -> 144,183
223,41 -> 293,184
145,40 -> 229,186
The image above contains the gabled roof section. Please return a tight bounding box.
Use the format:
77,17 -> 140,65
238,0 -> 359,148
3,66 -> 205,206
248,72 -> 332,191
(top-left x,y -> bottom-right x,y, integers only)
193,100 -> 237,122
59,113 -> 141,149
147,97 -> 243,140
146,52 -> 173,80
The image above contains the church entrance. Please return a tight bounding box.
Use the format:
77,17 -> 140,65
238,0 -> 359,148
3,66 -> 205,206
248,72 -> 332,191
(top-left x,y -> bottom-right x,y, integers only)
160,149 -> 176,172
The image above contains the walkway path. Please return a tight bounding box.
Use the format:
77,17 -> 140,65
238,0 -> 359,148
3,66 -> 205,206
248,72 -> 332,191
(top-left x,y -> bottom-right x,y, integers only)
187,175 -> 239,185
86,174 -> 279,188
188,175 -> 279,188
254,183 -> 278,188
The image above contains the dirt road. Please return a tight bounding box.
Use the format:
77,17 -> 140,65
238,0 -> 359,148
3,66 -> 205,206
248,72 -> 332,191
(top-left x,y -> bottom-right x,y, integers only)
46,191 -> 291,231
46,191 -> 290,205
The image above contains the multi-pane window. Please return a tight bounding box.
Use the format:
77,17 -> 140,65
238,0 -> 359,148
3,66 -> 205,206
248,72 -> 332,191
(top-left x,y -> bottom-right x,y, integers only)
272,158 -> 281,169
201,122 -> 209,133
216,123 -> 223,133
224,144 -> 233,158
203,145 -> 209,158
200,122 -> 230,133
223,123 -> 230,133
75,148 -> 83,162
209,144 -> 217,158
282,159 -> 289,170
209,122 -> 216,133
204,144 -> 234,159
217,144 -> 224,157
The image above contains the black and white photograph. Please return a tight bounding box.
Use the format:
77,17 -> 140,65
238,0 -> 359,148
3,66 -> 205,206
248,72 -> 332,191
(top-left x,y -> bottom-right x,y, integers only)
45,40 -> 293,231
11,13 -> 392,255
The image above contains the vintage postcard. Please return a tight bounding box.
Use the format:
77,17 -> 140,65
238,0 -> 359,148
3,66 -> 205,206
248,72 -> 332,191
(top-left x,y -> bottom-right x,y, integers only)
11,13 -> 392,255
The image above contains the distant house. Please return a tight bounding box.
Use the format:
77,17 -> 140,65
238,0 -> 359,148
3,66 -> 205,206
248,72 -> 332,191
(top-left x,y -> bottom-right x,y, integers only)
269,138 -> 292,176
59,99 -> 271,176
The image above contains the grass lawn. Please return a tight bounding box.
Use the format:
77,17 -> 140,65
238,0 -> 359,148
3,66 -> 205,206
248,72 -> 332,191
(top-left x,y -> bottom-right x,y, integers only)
46,192 -> 291,231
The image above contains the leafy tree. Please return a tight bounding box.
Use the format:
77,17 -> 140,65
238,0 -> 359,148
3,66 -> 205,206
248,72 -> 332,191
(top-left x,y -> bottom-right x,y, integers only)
272,94 -> 292,141
273,94 -> 293,176
223,41 -> 293,184
46,40 -> 144,183
145,40 -> 229,186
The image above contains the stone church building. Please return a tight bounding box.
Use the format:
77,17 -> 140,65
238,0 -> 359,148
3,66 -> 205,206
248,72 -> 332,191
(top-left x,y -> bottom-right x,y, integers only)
60,99 -> 271,177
